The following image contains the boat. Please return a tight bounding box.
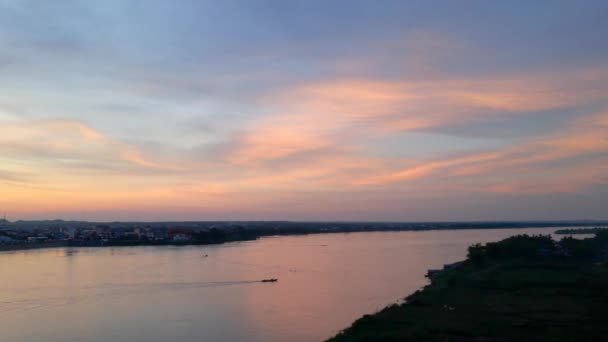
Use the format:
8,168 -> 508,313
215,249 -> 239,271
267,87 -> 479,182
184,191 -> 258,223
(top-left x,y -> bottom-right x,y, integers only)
261,278 -> 278,283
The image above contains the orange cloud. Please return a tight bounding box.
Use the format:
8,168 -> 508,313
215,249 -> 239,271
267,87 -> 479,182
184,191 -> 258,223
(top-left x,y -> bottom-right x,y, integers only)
3,63 -> 608,218
211,67 -> 608,200
229,122 -> 332,165
0,119 -> 172,171
222,66 -> 605,176
266,67 -> 608,135
352,110 -> 608,195
354,153 -> 500,186
448,111 -> 608,176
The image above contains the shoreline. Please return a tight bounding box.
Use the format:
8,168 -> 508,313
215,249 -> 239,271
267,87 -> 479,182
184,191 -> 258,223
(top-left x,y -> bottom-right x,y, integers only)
0,241 -> 68,252
327,232 -> 608,341
2,225 -> 606,253
0,226 -> 571,252
0,239 -> 254,252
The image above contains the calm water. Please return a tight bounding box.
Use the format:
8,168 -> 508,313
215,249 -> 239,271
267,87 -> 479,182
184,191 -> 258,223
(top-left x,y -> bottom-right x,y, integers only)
0,228 -> 582,341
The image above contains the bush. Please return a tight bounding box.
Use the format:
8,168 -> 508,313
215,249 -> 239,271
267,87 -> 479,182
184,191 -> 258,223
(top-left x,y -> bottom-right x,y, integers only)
467,235 -> 554,263
467,243 -> 486,265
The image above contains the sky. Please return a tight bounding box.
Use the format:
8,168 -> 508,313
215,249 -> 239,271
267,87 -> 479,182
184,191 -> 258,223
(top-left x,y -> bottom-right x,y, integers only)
0,0 -> 607,221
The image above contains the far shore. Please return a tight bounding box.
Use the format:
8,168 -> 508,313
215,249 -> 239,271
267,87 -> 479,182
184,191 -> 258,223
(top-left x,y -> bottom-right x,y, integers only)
0,241 -> 68,252
2,223 -> 607,253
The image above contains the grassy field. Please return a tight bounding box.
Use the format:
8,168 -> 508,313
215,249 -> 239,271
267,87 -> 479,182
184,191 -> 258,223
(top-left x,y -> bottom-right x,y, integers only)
328,234 -> 608,342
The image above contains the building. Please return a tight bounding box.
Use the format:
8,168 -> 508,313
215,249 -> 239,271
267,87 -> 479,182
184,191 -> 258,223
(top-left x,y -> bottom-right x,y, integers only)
168,228 -> 193,241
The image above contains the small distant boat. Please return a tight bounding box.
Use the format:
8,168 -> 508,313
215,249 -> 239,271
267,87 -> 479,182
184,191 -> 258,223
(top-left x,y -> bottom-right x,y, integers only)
261,278 -> 278,283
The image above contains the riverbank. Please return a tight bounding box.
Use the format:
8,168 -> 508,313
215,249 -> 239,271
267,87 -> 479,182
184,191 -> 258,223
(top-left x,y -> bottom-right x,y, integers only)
555,227 -> 608,235
2,221 -> 607,253
328,233 -> 608,341
0,238 -> 257,252
0,241 -> 68,252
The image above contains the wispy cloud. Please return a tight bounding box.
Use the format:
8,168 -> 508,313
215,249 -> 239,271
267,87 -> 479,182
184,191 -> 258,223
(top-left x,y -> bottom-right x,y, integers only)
1,1 -> 608,220
0,119 -> 176,170
352,110 -> 608,195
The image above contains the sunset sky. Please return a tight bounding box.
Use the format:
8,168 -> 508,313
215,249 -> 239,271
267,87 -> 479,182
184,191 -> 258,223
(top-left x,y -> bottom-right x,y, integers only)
1,1 -> 607,221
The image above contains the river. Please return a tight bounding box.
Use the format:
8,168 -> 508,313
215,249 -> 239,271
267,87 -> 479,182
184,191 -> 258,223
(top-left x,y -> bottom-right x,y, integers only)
0,228 -> 588,341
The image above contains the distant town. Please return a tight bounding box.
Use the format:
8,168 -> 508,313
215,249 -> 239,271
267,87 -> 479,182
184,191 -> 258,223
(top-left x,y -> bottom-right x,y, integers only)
1,219 -> 607,251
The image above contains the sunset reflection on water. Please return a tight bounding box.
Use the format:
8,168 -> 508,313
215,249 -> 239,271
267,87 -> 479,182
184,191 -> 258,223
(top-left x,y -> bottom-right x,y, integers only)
0,228 -> 568,341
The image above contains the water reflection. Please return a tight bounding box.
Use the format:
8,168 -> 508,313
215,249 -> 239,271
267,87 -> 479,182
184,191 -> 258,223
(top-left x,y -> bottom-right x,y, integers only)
0,228 -> 589,341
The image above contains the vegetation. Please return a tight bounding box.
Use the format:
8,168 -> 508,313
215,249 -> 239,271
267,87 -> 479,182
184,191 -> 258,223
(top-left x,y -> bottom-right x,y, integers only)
4,221 -> 608,252
328,233 -> 608,342
554,227 -> 608,235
